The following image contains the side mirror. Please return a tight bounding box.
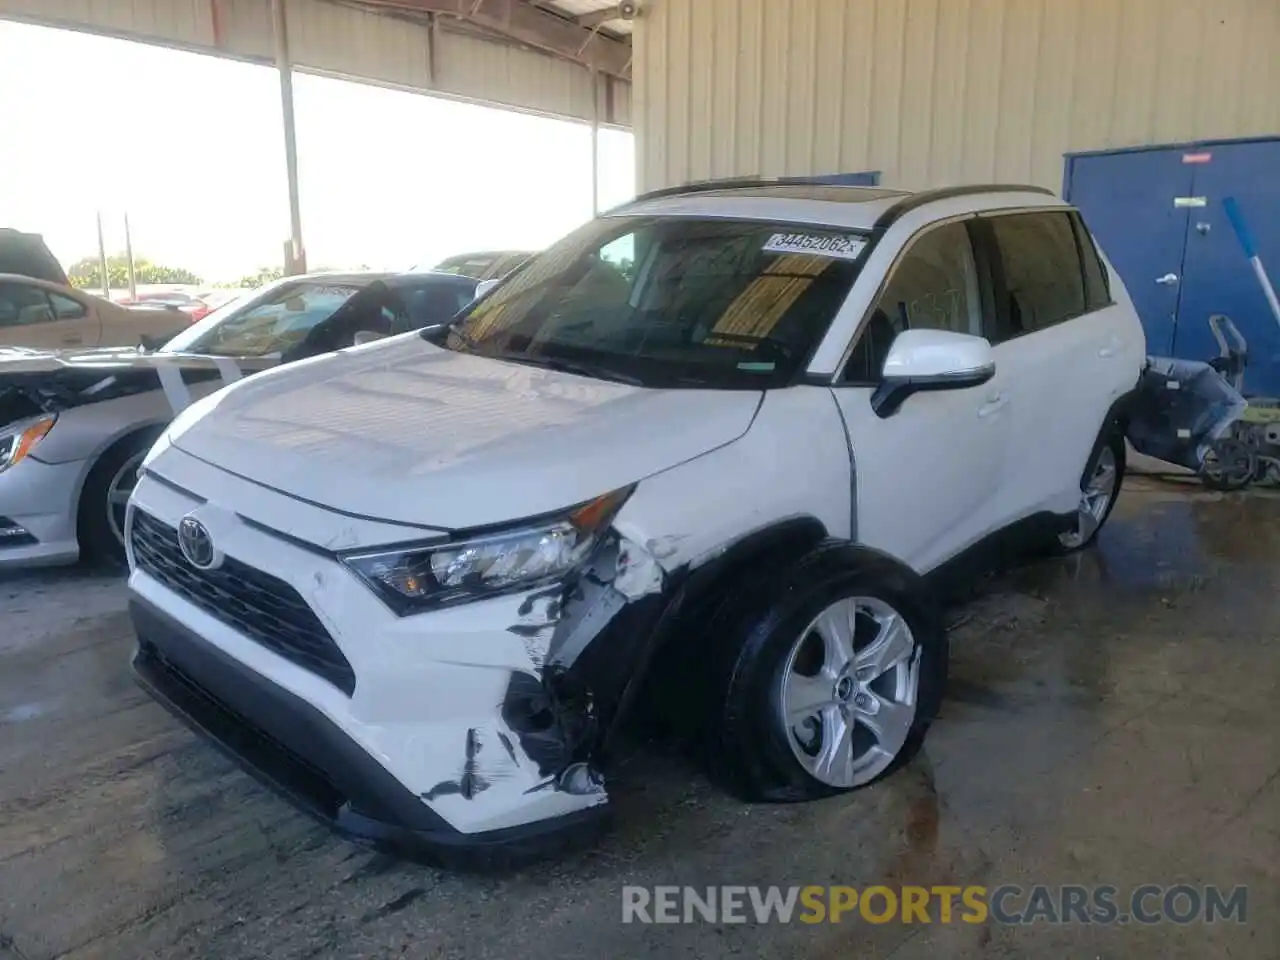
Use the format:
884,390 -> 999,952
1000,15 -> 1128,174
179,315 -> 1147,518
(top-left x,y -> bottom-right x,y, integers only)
138,334 -> 161,352
473,278 -> 502,300
871,329 -> 995,418
352,330 -> 386,346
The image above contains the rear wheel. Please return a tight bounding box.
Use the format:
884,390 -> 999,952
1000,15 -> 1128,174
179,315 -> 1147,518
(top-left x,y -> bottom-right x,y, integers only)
78,430 -> 160,568
1055,433 -> 1124,553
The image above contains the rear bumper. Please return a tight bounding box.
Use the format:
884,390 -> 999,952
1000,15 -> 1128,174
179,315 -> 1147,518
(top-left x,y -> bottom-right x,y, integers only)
129,597 -> 611,869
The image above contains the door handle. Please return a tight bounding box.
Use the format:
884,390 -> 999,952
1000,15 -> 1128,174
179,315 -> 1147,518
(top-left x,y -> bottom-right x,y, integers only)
61,335 -> 82,344
977,391 -> 1007,418
1099,345 -> 1117,358
1155,273 -> 1180,286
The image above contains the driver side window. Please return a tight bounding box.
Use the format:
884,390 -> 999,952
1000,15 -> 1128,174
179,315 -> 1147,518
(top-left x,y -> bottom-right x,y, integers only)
842,221 -> 980,382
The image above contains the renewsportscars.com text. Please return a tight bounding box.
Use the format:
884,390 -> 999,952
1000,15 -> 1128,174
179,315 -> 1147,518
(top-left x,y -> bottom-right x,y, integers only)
621,884 -> 1248,925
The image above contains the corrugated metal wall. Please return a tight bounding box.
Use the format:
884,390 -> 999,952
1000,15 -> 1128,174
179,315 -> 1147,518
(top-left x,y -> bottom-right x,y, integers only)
0,0 -> 631,125
634,0 -> 1280,191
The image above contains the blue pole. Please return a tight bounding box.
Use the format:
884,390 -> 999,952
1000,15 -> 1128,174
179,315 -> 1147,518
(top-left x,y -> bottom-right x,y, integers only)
1223,196 -> 1280,330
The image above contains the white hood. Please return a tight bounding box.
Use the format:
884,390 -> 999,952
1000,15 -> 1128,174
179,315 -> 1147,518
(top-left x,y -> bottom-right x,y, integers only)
171,336 -> 762,530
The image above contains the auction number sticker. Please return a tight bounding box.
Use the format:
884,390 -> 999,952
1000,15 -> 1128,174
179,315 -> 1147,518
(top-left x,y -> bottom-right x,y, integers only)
763,232 -> 868,260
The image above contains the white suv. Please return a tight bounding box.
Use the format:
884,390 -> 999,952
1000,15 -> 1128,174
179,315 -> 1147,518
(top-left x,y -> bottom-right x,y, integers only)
125,181 -> 1145,864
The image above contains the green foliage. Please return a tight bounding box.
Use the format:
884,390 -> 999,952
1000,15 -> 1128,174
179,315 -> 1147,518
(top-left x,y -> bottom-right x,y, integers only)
68,254 -> 201,289
232,264 -> 371,288
234,266 -> 284,289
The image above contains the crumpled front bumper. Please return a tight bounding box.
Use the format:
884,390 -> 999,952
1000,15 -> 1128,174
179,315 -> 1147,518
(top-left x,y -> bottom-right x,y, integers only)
130,598 -> 611,868
125,453 -> 675,864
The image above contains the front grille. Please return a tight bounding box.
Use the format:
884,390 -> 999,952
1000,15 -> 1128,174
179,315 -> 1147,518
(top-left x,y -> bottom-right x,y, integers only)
130,510 -> 356,695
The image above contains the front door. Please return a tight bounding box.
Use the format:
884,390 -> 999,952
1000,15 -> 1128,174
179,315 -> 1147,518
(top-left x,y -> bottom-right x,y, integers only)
830,219 -> 1008,574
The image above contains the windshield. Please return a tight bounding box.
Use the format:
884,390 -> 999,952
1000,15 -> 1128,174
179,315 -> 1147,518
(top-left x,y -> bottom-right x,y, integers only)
161,279 -> 368,356
433,217 -> 865,388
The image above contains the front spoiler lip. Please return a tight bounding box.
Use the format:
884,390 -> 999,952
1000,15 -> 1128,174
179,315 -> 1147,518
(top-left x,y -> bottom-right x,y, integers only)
129,597 -> 611,870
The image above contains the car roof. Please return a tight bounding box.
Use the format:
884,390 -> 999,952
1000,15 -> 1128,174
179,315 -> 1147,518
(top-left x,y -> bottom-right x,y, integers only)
436,250 -> 532,262
288,271 -> 396,285
608,181 -> 1068,231
384,271 -> 477,288
0,273 -> 76,292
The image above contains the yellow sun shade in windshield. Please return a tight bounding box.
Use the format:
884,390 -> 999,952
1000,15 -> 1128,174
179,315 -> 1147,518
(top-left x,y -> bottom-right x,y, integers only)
708,254 -> 830,341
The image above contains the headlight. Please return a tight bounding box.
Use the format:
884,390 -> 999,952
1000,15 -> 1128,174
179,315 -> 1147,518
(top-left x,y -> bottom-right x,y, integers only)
0,414 -> 57,475
342,487 -> 633,614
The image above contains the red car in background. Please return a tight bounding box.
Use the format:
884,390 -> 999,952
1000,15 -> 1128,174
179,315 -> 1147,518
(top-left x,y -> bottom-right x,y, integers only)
118,288 -> 250,323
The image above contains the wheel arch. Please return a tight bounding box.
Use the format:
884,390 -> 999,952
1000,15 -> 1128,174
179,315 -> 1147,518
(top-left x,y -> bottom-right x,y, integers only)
72,420 -> 169,540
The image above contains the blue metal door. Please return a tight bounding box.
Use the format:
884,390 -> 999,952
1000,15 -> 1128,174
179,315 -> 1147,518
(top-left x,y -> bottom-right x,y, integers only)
1176,141 -> 1280,395
1066,138 -> 1280,395
1065,150 -> 1194,354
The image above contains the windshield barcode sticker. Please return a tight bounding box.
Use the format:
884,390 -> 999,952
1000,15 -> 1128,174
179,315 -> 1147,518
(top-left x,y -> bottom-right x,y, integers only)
762,232 -> 867,260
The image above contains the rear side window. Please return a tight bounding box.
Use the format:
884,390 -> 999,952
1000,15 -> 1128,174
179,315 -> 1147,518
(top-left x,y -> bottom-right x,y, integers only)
399,282 -> 474,332
1071,213 -> 1112,311
0,282 -> 55,327
48,292 -> 87,319
987,212 -> 1086,338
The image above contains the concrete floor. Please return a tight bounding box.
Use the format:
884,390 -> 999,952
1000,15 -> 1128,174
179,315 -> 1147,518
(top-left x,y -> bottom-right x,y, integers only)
1,476 -> 1276,959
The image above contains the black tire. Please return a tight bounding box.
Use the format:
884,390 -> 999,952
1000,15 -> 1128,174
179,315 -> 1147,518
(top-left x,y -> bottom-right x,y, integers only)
78,429 -> 163,568
1198,438 -> 1255,491
1050,430 -> 1126,555
702,541 -> 947,803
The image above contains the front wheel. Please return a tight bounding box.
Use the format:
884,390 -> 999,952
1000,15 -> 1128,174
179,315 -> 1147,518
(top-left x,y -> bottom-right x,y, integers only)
78,430 -> 161,568
706,544 -> 948,802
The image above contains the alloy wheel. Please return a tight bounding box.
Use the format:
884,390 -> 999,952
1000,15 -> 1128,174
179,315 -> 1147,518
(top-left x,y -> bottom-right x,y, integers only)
106,451 -> 146,549
1058,445 -> 1117,549
778,596 -> 921,788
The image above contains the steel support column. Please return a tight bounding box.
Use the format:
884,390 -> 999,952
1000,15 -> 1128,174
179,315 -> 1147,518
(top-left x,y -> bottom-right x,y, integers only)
590,69 -> 600,215
272,0 -> 306,275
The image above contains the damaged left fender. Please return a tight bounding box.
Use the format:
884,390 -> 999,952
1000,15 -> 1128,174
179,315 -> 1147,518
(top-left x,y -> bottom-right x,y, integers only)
500,387 -> 853,792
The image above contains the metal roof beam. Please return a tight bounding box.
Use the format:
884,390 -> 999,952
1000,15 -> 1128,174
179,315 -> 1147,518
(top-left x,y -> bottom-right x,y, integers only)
574,5 -> 621,29
368,0 -> 631,79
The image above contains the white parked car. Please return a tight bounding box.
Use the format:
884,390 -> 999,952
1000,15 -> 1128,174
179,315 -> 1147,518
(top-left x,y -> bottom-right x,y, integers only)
125,180 -> 1146,864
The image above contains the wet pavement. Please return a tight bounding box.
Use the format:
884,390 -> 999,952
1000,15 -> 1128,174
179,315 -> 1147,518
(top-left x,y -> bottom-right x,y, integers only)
1,476 -> 1277,959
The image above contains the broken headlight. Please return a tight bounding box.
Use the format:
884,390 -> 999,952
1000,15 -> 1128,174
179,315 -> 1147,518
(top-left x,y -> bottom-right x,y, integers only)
0,414 -> 57,475
341,487 -> 633,615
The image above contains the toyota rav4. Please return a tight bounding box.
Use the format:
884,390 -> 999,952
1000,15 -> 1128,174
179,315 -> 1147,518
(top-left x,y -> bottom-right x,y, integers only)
125,180 -> 1145,864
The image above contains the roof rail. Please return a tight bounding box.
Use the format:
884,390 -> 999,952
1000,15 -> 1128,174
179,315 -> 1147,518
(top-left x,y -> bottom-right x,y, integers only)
613,175 -> 889,210
873,183 -> 1057,231
607,178 -> 1056,218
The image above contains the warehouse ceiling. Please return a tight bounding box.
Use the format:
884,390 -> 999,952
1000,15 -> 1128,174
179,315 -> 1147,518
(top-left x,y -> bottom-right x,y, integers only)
341,0 -> 633,79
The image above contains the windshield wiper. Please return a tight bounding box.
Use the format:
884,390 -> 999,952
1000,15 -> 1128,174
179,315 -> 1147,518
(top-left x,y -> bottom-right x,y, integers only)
490,352 -> 644,386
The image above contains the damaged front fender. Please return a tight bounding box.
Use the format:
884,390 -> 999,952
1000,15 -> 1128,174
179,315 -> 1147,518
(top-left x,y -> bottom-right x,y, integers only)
499,530 -> 669,785
499,509 -> 830,800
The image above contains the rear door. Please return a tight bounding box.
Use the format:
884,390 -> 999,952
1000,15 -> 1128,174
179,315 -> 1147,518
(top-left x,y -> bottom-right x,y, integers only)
0,280 -> 100,348
973,209 -> 1123,520
831,218 -> 1010,573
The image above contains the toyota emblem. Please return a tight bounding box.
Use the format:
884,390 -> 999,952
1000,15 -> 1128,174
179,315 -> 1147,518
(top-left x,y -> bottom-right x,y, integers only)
177,516 -> 217,569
